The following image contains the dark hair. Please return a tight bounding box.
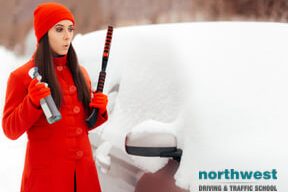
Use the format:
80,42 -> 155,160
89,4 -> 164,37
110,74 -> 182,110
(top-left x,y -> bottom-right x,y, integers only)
34,34 -> 91,112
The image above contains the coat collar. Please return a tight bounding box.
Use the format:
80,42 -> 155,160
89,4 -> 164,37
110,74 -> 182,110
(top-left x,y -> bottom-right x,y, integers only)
53,55 -> 67,66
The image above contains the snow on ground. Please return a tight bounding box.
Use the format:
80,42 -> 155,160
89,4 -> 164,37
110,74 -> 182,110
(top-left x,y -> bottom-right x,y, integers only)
1,22 -> 288,191
0,47 -> 29,192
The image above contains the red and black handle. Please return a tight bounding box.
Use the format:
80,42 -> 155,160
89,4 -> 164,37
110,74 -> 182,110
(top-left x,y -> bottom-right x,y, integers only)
86,26 -> 113,128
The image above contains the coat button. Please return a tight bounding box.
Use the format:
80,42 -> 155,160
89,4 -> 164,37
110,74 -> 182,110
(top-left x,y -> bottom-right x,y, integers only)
73,106 -> 80,114
69,85 -> 77,94
57,66 -> 63,71
76,128 -> 83,135
76,151 -> 83,159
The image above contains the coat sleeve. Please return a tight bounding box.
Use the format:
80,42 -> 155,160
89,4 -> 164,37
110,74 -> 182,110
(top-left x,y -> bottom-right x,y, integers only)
2,72 -> 43,140
80,66 -> 108,130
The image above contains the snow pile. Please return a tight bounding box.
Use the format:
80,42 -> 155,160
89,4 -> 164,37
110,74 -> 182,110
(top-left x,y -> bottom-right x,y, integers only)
74,22 -> 288,191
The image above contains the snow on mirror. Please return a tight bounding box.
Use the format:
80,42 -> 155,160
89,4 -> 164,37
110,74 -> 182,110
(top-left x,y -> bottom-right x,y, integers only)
125,131 -> 182,162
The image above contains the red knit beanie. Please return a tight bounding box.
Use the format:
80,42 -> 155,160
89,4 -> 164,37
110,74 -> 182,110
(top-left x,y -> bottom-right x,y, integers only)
34,2 -> 75,42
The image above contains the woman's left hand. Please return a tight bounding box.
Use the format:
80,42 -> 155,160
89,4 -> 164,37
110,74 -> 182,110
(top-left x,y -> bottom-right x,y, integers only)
89,92 -> 108,113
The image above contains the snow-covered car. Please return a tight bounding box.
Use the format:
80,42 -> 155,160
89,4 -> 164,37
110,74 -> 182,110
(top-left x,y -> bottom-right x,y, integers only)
73,22 -> 288,192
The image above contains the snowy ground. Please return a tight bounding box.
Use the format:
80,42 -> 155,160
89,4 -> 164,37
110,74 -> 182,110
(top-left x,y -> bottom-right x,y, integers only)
1,22 -> 288,191
0,47 -> 28,191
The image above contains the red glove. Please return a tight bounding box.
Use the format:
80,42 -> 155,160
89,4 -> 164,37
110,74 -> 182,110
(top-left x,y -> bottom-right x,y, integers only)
28,78 -> 51,107
89,92 -> 108,114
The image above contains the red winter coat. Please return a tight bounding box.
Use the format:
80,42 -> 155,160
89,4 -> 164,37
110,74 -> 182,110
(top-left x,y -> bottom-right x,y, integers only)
2,55 -> 108,192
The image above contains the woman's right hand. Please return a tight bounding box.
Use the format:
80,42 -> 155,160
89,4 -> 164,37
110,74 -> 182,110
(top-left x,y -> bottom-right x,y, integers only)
28,78 -> 51,107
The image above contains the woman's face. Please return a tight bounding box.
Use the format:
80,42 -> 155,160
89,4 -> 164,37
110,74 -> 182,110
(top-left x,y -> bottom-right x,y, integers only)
48,20 -> 74,55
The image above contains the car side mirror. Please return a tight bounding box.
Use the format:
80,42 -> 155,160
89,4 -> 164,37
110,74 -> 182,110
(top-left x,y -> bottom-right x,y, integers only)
125,132 -> 182,162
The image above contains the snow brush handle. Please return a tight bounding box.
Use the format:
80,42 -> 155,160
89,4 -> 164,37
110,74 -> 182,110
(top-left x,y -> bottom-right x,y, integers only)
86,26 -> 113,128
96,71 -> 106,92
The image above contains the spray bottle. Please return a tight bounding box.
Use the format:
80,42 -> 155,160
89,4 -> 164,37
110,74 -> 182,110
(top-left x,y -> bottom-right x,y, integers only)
28,67 -> 62,124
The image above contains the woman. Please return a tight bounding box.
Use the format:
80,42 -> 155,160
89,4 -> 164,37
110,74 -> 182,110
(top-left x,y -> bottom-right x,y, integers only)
2,2 -> 108,192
